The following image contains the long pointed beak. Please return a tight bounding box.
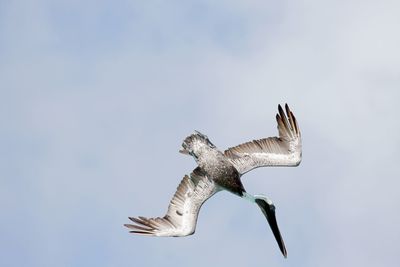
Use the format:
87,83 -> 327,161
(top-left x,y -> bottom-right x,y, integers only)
255,199 -> 287,258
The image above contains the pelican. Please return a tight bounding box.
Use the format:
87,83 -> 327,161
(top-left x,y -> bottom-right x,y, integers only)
125,104 -> 301,257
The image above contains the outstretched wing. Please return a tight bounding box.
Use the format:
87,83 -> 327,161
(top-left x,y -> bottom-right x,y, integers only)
124,168 -> 218,237
224,104 -> 301,175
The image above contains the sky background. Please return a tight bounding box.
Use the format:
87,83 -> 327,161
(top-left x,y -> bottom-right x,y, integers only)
1,0 -> 400,266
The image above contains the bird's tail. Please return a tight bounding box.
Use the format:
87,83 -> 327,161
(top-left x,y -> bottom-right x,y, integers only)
179,131 -> 209,155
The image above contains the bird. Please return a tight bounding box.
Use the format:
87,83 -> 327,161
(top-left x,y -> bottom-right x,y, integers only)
124,104 -> 301,258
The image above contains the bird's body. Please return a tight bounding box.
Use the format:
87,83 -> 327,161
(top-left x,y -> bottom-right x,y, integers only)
125,104 -> 302,258
193,144 -> 244,196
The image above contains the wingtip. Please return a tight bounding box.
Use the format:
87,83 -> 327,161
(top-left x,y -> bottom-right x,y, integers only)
128,216 -> 137,222
284,103 -> 290,115
278,104 -> 286,119
278,104 -> 284,114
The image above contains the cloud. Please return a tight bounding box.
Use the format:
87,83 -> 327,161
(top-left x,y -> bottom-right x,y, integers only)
1,1 -> 399,266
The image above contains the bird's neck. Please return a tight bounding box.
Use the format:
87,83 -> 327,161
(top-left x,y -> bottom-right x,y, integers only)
242,192 -> 256,203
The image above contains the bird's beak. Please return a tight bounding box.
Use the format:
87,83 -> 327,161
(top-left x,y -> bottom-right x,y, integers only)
255,199 -> 287,258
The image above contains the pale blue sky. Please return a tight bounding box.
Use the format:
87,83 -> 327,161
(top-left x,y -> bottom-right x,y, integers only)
1,1 -> 400,266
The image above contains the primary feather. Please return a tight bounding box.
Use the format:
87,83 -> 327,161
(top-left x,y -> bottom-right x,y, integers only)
125,168 -> 218,236
224,104 -> 301,174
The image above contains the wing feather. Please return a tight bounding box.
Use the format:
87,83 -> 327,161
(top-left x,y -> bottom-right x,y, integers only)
125,168 -> 218,237
224,104 -> 302,175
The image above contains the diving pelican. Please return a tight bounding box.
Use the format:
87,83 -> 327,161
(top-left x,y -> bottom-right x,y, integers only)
125,104 -> 301,257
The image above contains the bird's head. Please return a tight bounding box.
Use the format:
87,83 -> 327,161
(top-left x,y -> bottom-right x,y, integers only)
254,194 -> 274,206
179,131 -> 216,159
